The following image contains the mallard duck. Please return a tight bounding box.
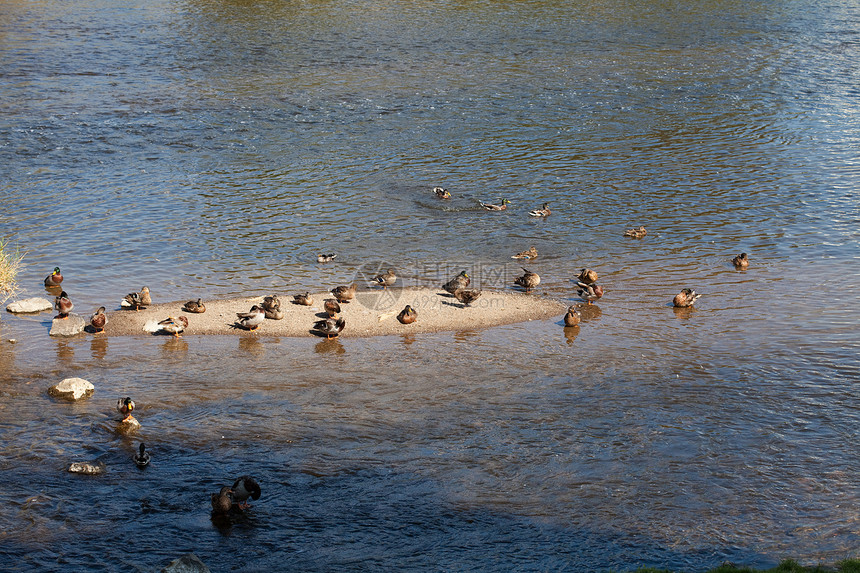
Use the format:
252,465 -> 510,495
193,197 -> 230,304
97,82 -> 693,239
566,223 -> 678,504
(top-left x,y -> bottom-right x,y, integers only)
673,288 -> 702,308
397,305 -> 417,324
317,253 -> 337,263
211,486 -> 234,515
236,305 -> 265,330
442,271 -> 470,294
261,295 -> 280,312
292,293 -> 313,306
514,268 -> 540,291
563,306 -> 581,327
44,267 -> 63,288
512,246 -> 538,260
732,252 -> 749,269
528,203 -> 551,217
183,298 -> 206,313
576,282 -> 604,304
232,476 -> 261,510
324,298 -> 341,317
121,286 -> 150,311
370,269 -> 396,289
453,289 -> 482,306
433,186 -> 451,199
133,443 -> 150,468
313,316 -> 345,339
158,316 -> 188,337
264,307 -> 284,320
116,397 -> 135,422
623,226 -> 647,238
54,291 -> 73,318
577,269 -> 598,285
331,282 -> 356,303
480,198 -> 511,211
89,306 -> 107,333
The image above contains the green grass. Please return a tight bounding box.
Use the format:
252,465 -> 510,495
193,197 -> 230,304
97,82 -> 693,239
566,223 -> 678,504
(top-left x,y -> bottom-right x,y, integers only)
630,558 -> 860,573
0,237 -> 24,305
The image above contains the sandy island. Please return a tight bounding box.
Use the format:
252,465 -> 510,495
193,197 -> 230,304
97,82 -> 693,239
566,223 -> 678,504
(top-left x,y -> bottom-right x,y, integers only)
104,288 -> 568,337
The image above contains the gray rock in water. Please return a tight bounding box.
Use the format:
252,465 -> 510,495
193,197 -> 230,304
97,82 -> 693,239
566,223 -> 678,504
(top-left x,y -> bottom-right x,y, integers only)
6,297 -> 53,314
48,377 -> 95,401
162,553 -> 211,573
68,461 -> 105,475
49,313 -> 86,337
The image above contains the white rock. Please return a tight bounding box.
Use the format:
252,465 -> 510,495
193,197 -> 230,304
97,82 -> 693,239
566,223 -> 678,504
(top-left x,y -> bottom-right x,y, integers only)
50,313 -> 86,337
162,553 -> 211,573
6,297 -> 53,314
48,377 -> 95,401
68,461 -> 105,475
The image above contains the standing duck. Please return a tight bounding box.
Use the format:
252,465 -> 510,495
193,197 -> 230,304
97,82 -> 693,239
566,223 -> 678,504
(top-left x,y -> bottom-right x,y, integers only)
157,316 -> 188,337
453,289 -> 482,307
121,286 -> 151,311
732,253 -> 749,269
133,443 -> 151,468
577,282 -> 604,305
211,486 -> 234,515
673,288 -> 702,308
236,305 -> 265,330
89,306 -> 107,333
183,298 -> 206,313
433,186 -> 451,199
480,198 -> 511,211
44,267 -> 63,288
397,305 -> 417,324
514,268 -> 540,292
528,203 -> 551,217
323,298 -> 341,318
442,271 -> 470,294
331,282 -> 356,303
232,476 -> 261,510
116,397 -> 135,422
55,291 -> 73,318
313,317 -> 345,339
370,269 -> 397,289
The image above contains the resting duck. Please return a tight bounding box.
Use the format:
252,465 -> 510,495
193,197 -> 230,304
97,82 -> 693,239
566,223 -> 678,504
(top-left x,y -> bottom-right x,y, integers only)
732,252 -> 749,269
512,246 -> 538,260
433,186 -> 451,199
563,306 -> 581,327
55,291 -> 73,319
44,267 -> 63,288
479,198 -> 511,211
397,305 -> 417,324
317,253 -> 337,263
89,306 -> 107,333
577,269 -> 598,285
514,268 -> 540,292
236,305 -> 265,330
370,269 -> 396,289
133,443 -> 150,468
442,271 -> 470,294
528,203 -> 551,217
232,476 -> 261,510
261,295 -> 283,319
158,316 -> 188,337
577,282 -> 604,304
673,288 -> 702,308
116,397 -> 135,422
121,286 -> 151,311
453,289 -> 482,306
183,298 -> 206,313
211,486 -> 234,515
313,317 -> 345,339
324,298 -> 341,318
292,293 -> 313,306
331,282 -> 356,303
623,226 -> 647,238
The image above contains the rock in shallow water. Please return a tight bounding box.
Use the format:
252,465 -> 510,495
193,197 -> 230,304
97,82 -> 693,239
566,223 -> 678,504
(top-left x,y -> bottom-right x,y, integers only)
49,313 -> 86,337
68,461 -> 105,475
6,297 -> 53,314
48,377 -> 94,401
162,553 -> 211,573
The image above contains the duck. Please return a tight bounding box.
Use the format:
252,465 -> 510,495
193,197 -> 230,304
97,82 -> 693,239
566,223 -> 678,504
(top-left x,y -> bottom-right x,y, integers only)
232,476 -> 261,510
158,316 -> 188,337
44,267 -> 63,288
623,226 -> 647,238
528,203 -> 551,217
563,306 -> 581,327
313,316 -> 345,339
577,269 -> 598,285
54,291 -> 73,319
397,305 -> 417,324
211,486 -> 234,515
453,289 -> 482,306
331,282 -> 356,303
262,295 -> 283,318
121,286 -> 151,311
442,271 -> 470,294
183,298 -> 206,313
324,298 -> 341,318
317,253 -> 337,263
514,268 -> 540,291
292,293 -> 314,306
673,288 -> 702,308
89,306 -> 107,333
116,397 -> 135,422
433,186 -> 451,199
732,252 -> 749,269
511,246 -> 538,260
479,198 -> 511,211
133,443 -> 150,468
264,307 -> 284,320
370,269 -> 396,289
576,282 -> 604,304
236,305 -> 265,330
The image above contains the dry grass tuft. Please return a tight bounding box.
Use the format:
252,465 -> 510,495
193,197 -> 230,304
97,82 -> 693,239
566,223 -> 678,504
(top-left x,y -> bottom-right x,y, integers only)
0,238 -> 25,306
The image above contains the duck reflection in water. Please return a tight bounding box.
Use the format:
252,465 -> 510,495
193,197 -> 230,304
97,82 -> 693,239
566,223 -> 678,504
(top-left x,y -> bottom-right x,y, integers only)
239,336 -> 265,356
90,336 -> 108,360
672,305 -> 696,320
55,339 -> 74,361
576,303 -> 602,323
563,325 -> 580,345
160,336 -> 188,356
315,337 -> 345,355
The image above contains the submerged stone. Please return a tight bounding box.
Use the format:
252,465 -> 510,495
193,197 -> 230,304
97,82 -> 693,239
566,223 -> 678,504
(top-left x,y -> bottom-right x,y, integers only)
162,553 -> 211,573
48,377 -> 94,401
50,313 -> 86,337
6,297 -> 53,314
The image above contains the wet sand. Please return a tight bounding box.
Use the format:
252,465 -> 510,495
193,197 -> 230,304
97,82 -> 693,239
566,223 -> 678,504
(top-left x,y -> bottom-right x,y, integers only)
105,288 -> 568,337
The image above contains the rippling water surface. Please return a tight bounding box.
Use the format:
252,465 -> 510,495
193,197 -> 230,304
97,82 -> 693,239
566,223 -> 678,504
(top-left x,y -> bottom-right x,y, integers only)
1,0 -> 859,570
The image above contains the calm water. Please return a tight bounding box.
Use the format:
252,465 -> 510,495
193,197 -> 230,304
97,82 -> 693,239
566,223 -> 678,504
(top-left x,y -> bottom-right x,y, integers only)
1,0 -> 859,570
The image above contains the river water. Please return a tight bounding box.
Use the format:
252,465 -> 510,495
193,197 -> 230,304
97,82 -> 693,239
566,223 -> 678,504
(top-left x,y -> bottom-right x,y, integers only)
1,0 -> 859,570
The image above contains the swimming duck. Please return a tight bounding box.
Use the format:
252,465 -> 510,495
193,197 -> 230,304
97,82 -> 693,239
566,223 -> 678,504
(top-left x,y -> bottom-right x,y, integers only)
480,198 -> 511,211
528,203 -> 551,217
564,306 -> 581,327
453,289 -> 482,306
232,476 -> 261,510
673,288 -> 702,308
442,271 -> 470,294
313,316 -> 345,339
623,226 -> 647,238
121,286 -> 151,311
292,293 -> 314,306
183,298 -> 206,313
576,282 -> 604,304
158,316 -> 188,337
331,282 -> 356,303
317,253 -> 337,263
511,246 -> 538,260
370,269 -> 396,289
44,267 -> 63,288
89,306 -> 107,333
133,443 -> 150,468
211,486 -> 234,515
323,298 -> 341,318
514,268 -> 540,291
54,291 -> 73,318
116,397 -> 135,422
397,305 -> 417,324
433,186 -> 451,199
577,269 -> 598,285
236,305 -> 265,330
732,252 -> 749,269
